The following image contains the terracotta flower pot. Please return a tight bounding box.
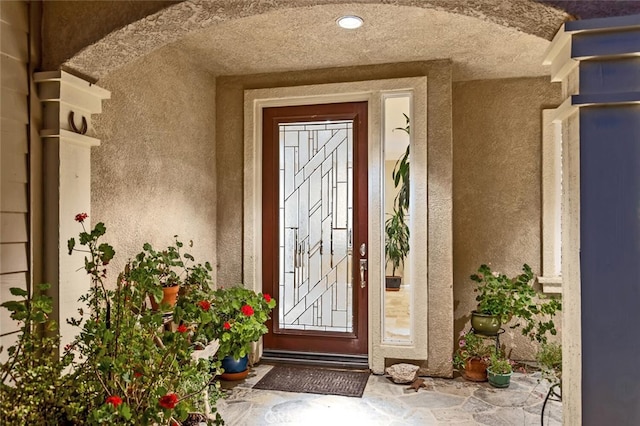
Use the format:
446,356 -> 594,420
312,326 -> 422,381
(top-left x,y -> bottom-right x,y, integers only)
149,285 -> 180,311
463,357 -> 488,382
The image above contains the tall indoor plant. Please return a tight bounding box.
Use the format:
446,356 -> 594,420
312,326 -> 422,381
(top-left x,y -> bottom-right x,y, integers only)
385,113 -> 411,290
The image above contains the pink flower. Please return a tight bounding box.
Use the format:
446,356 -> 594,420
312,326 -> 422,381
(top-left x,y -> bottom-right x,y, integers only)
198,300 -> 211,311
177,324 -> 188,333
223,321 -> 231,330
105,395 -> 123,408
74,213 -> 88,223
158,393 -> 179,409
241,305 -> 254,316
459,339 -> 466,347
263,293 -> 272,303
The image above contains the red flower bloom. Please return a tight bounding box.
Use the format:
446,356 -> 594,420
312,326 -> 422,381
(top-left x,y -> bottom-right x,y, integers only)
176,324 -> 188,333
223,321 -> 231,330
198,300 -> 211,311
158,393 -> 179,409
105,395 -> 123,408
134,371 -> 143,378
241,304 -> 254,316
263,293 -> 272,303
74,213 -> 88,223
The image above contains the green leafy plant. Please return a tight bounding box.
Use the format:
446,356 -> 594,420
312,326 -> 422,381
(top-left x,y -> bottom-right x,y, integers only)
391,113 -> 410,213
385,114 -> 411,279
470,264 -> 562,343
66,214 -> 223,424
0,284 -> 78,423
212,286 -> 276,361
384,207 -> 410,276
486,350 -> 513,375
536,342 -> 562,384
452,330 -> 493,370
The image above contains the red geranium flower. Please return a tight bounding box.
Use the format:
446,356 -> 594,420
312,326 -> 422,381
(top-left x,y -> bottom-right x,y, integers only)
158,393 -> 179,409
223,321 -> 231,330
198,300 -> 211,311
134,370 -> 143,378
176,324 -> 188,333
241,304 -> 254,316
263,293 -> 272,303
105,395 -> 123,408
74,213 -> 88,223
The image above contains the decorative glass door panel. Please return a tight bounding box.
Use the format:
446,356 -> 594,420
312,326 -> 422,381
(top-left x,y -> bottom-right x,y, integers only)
279,120 -> 354,333
262,102 -> 368,355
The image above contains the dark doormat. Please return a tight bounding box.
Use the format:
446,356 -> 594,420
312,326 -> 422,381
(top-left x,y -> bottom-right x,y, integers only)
252,365 -> 370,398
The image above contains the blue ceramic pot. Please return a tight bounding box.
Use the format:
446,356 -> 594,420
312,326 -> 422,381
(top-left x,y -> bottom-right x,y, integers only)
221,355 -> 248,374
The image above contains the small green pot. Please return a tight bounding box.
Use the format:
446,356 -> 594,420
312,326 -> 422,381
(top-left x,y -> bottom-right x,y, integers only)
471,311 -> 501,336
487,368 -> 512,388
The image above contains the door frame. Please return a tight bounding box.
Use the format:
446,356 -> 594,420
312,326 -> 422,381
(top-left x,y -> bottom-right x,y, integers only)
261,102 -> 369,355
243,77 -> 429,370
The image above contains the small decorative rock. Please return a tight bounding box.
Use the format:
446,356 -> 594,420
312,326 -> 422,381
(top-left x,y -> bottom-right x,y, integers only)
385,363 -> 419,384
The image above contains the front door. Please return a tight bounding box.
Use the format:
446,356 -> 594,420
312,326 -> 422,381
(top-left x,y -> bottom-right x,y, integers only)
262,102 -> 368,355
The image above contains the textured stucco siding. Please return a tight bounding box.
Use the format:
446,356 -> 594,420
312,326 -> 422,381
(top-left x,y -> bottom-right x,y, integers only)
91,46 -> 217,280
452,76 -> 563,360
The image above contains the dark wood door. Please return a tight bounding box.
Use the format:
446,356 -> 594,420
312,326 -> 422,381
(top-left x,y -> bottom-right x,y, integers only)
262,102 -> 368,355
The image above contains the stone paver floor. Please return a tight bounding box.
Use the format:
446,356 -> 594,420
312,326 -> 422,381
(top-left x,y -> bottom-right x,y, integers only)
216,364 -> 562,425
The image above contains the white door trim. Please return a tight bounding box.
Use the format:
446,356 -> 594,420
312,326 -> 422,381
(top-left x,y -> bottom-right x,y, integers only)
243,77 -> 428,372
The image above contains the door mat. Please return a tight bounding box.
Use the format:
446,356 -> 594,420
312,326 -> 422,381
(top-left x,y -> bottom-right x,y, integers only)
252,365 -> 370,398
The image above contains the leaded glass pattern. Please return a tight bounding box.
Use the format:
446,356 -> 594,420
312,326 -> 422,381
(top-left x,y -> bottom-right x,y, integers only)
278,120 -> 354,332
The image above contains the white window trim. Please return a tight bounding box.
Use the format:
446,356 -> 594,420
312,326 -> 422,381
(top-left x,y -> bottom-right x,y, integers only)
539,109 -> 563,293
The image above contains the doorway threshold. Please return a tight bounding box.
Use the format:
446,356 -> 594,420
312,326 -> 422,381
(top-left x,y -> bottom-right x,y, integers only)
261,350 -> 369,370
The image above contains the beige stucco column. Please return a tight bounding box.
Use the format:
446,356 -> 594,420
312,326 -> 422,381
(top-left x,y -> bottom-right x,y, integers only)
34,71 -> 110,349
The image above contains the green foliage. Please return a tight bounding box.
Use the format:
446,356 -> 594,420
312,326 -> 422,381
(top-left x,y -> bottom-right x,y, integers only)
536,342 -> 562,384
1,215 -> 226,425
385,114 -> 411,277
392,113 -> 410,212
486,350 -> 513,375
384,208 -> 410,275
211,286 -> 276,362
470,264 -> 562,344
452,330 -> 494,370
65,222 -> 224,424
0,284 -> 77,424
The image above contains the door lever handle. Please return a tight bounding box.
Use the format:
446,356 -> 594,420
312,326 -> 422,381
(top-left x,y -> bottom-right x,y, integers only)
359,259 -> 367,288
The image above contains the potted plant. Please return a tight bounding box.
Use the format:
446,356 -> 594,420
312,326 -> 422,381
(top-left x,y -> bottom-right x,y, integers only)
211,286 -> 276,380
453,330 -> 494,382
384,207 -> 410,291
486,350 -> 514,388
65,214 -> 224,424
123,239 -> 187,311
0,284 -> 78,423
470,263 -> 562,342
537,342 -> 562,386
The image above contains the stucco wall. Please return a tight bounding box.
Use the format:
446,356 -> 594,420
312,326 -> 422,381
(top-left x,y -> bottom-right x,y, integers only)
42,0 -> 177,72
91,46 -> 217,280
452,76 -> 562,360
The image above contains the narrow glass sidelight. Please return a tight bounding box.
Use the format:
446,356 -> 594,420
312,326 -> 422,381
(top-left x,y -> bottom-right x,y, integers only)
278,120 -> 354,333
383,93 -> 413,344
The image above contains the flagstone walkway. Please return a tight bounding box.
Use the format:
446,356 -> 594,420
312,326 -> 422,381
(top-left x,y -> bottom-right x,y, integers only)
216,364 -> 562,425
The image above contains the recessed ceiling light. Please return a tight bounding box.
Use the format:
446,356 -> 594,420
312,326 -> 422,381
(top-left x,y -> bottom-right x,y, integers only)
337,15 -> 363,29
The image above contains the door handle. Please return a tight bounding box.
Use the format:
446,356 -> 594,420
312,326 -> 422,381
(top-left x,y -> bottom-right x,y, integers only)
359,259 -> 367,288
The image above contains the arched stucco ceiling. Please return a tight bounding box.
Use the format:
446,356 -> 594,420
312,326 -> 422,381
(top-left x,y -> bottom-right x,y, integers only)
63,0 -> 574,82
168,4 -> 554,81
